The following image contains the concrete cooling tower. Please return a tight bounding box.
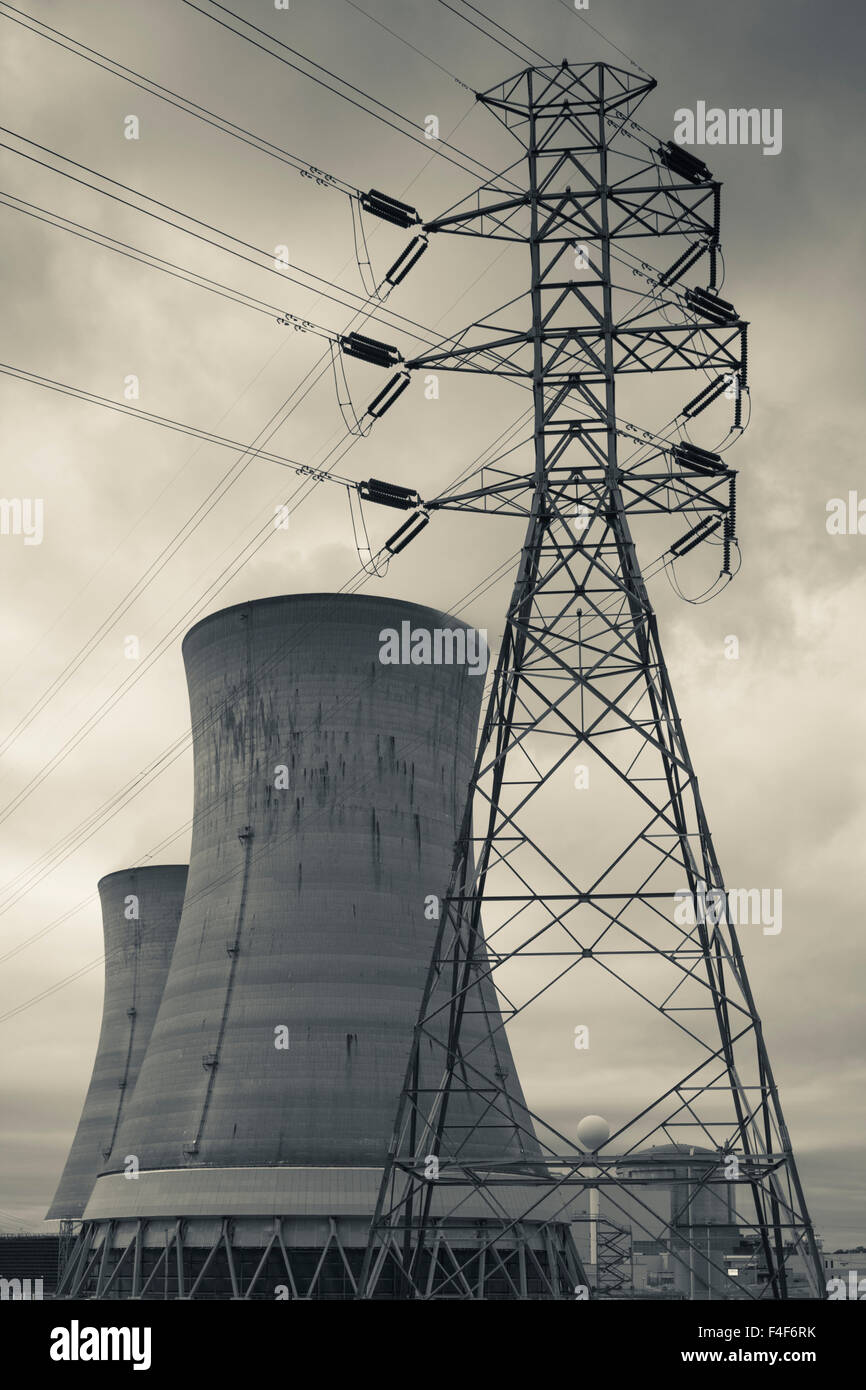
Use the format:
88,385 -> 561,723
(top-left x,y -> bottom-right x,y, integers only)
59,595 -> 580,1299
46,866 -> 188,1220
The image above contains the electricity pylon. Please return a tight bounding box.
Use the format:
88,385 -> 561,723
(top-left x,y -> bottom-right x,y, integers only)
357,61 -> 823,1300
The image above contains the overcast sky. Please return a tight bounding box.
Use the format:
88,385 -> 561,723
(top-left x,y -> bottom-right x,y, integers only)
0,0 -> 863,1251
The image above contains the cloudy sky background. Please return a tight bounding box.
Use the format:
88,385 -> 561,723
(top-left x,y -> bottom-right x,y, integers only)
0,0 -> 863,1249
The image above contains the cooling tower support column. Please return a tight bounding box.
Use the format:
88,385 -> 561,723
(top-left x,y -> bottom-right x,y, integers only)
59,595 -> 582,1298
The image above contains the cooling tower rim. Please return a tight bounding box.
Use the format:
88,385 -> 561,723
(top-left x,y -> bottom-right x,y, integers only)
97,864 -> 189,891
181,592 -> 477,654
84,1167 -> 577,1224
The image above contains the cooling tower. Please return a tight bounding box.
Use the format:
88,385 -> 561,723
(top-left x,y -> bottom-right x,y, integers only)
46,866 -> 188,1220
61,595 -> 580,1298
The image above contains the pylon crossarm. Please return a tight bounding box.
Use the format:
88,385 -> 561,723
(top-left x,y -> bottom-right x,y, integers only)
424,194 -> 529,234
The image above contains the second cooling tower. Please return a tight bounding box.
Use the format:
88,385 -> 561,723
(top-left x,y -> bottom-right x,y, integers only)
69,594 -> 568,1298
46,866 -> 187,1220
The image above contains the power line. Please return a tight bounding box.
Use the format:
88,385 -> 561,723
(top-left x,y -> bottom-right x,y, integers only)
97,541 -> 675,926
0,80 -> 462,712
0,129 -> 486,356
180,0 -> 513,186
0,130 -> 372,321
0,125 -> 276,261
0,486 -> 677,1000
0,0 -> 521,209
0,1 -> 360,196
0,155 -> 700,772
0,389 -> 511,856
0,557 -> 502,1019
0,348 -> 344,757
5,178 -> 488,378
0,190 -> 359,774
0,895 -> 97,966
0,447 -> 358,830
0,8 -> 539,863
2,408 -> 643,954
0,1207 -> 35,1231
459,0 -> 552,64
0,337 -> 409,767
0,331 -> 297,700
0,15 -> 545,367
0,137 -> 530,377
0,589 -> 395,984
551,0 -> 653,79
0,177 -> 670,774
0,341 -> 377,785
0,189 -> 308,326
0,405 -> 530,931
0,954 -> 106,1024
0,84 -> 526,774
0,9 -> 539,929
0,794 -> 215,967
340,0 -> 473,91
0,363 -> 355,486
0,326 -> 380,803
434,0 -> 548,66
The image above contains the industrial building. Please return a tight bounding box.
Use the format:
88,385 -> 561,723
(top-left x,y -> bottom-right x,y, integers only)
603,1145 -> 743,1300
57,595 -> 579,1298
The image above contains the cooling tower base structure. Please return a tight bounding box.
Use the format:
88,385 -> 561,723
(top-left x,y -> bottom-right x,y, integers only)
55,596 -> 586,1299
58,1171 -> 583,1299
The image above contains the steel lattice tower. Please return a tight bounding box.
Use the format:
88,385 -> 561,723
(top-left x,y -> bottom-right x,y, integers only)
357,62 -> 823,1301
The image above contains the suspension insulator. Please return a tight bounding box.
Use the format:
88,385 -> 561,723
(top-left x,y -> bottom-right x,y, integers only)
685,286 -> 739,326
366,371 -> 411,419
658,141 -> 713,184
709,184 -> 722,288
738,325 -> 749,388
384,235 -> 429,287
682,376 -> 729,419
735,326 -> 748,427
384,510 -> 430,554
658,241 -> 706,288
673,441 -> 725,473
340,332 -> 402,368
670,515 -> 723,557
358,477 -> 421,511
360,188 -> 419,229
712,184 -> 722,243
